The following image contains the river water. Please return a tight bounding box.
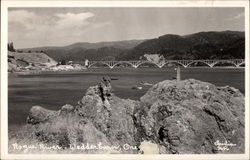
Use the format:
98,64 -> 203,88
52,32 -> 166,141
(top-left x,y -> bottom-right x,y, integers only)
8,67 -> 244,125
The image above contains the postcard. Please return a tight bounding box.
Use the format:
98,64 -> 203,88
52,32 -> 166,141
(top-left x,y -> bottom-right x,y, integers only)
1,0 -> 249,160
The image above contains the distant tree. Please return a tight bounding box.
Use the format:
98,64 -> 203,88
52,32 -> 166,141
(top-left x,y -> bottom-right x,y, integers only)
61,60 -> 66,65
8,42 -> 16,52
28,50 -> 31,53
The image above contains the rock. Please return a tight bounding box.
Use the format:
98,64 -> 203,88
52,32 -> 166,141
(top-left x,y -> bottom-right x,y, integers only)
138,141 -> 160,154
59,104 -> 75,116
26,106 -> 58,124
137,79 -> 244,154
98,76 -> 112,101
102,76 -> 111,86
12,79 -> 244,154
76,81 -> 138,152
8,51 -> 57,73
8,62 -> 19,72
21,78 -> 138,153
50,64 -> 86,71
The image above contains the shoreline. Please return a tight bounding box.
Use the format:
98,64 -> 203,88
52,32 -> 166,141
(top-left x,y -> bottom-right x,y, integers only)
8,66 -> 245,76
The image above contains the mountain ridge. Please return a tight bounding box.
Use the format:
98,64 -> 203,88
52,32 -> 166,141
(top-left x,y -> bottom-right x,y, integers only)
19,31 -> 245,61
20,39 -> 145,51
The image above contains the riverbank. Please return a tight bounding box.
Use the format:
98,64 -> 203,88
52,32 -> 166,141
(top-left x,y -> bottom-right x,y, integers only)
8,64 -> 88,75
8,65 -> 245,75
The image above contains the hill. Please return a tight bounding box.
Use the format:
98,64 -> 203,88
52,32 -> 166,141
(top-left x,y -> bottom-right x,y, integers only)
19,31 -> 244,61
120,31 -> 245,60
8,51 -> 57,72
20,40 -> 145,61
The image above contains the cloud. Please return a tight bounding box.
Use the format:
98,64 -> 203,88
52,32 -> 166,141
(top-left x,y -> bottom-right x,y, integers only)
9,10 -> 41,30
226,12 -> 244,21
9,10 -> 35,23
9,10 -> 94,31
55,12 -> 94,30
8,10 -> 110,47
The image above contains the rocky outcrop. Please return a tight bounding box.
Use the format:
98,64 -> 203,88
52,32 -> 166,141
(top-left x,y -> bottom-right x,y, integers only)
137,79 -> 244,154
49,64 -> 86,71
8,51 -> 57,72
12,79 -> 244,154
22,77 -> 138,153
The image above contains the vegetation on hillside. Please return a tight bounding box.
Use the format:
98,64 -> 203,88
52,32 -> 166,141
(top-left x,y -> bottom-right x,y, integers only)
19,31 -> 245,61
120,31 -> 245,60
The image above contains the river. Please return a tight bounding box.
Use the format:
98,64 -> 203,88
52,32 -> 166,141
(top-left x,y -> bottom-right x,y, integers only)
8,67 -> 244,125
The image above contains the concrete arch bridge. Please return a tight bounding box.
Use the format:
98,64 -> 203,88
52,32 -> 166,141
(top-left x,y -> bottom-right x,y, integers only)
75,59 -> 245,69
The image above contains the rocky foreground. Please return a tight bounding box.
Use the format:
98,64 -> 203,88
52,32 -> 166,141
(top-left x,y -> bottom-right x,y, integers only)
9,79 -> 245,154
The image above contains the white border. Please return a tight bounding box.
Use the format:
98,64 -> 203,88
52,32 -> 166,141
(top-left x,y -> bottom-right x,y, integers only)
1,1 -> 249,160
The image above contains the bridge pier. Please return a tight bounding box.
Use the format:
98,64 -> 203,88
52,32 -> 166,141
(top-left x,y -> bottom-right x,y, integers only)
209,64 -> 214,68
176,65 -> 181,88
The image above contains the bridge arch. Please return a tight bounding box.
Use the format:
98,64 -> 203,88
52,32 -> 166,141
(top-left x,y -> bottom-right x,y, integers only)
185,61 -> 213,68
238,61 -> 245,67
136,61 -> 161,68
162,61 -> 188,68
212,60 -> 237,67
112,61 -> 135,68
88,61 -> 112,68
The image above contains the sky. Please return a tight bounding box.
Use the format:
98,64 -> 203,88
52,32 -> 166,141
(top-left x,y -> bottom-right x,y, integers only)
8,7 -> 244,49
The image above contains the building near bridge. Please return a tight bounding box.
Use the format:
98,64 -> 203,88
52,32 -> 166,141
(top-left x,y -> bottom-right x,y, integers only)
85,59 -> 89,67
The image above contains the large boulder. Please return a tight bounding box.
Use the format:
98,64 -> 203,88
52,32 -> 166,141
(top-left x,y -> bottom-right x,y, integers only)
136,79 -> 244,154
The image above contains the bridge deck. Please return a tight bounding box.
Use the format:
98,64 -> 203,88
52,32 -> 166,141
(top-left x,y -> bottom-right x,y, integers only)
74,59 -> 245,69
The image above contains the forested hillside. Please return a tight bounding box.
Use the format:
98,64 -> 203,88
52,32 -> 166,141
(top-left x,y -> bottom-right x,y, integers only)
20,31 -> 245,61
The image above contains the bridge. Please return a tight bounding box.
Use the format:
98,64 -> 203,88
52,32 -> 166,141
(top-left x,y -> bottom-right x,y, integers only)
74,59 -> 245,69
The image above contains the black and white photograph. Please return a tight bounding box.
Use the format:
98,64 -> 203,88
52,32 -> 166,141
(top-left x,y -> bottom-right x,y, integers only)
1,0 -> 249,159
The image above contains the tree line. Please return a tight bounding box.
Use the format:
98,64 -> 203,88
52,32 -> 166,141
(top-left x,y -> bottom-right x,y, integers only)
8,42 -> 16,52
8,42 -> 46,53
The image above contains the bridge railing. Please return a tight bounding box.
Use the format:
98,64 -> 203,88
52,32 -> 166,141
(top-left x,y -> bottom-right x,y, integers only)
73,59 -> 245,69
